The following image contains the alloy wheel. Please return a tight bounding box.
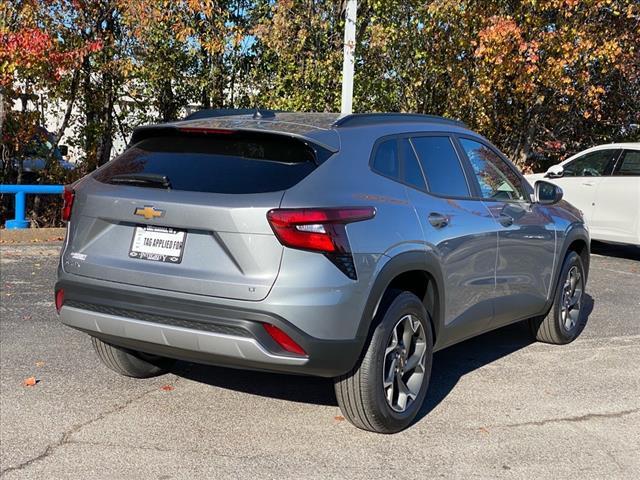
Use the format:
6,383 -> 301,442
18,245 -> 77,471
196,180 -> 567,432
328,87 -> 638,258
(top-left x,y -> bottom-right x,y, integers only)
560,265 -> 583,332
382,314 -> 427,413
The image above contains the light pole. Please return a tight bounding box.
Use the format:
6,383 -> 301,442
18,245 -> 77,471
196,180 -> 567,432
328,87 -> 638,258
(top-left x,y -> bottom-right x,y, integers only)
340,0 -> 357,115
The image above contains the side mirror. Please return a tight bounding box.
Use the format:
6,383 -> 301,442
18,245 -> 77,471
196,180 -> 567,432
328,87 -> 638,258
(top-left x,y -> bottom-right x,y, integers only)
535,180 -> 563,205
545,164 -> 564,178
58,145 -> 69,157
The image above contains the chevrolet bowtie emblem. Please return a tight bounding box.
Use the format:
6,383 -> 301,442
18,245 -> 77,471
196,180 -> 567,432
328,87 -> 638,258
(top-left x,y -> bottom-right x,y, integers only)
134,206 -> 165,220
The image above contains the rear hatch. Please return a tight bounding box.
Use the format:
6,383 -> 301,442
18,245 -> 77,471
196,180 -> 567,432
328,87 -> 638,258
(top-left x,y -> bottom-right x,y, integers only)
62,128 -> 329,301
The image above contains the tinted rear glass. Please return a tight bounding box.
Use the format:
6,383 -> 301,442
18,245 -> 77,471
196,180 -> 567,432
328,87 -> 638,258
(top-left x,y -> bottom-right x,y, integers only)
400,139 -> 427,190
93,133 -> 320,194
411,136 -> 470,197
372,139 -> 399,179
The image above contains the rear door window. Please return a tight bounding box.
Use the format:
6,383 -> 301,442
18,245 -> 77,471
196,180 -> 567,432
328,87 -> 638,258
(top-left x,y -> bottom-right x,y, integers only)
93,132 -> 323,194
410,136 -> 470,197
400,139 -> 427,190
614,150 -> 640,176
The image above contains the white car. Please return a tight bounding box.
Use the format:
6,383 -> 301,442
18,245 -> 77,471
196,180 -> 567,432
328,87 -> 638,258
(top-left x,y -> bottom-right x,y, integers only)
526,143 -> 640,246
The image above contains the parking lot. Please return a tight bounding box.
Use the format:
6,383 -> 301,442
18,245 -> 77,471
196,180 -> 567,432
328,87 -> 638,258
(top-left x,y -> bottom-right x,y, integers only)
1,241 -> 639,479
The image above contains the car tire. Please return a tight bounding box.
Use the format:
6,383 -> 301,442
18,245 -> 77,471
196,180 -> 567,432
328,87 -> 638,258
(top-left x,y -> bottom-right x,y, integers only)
528,251 -> 586,344
91,336 -> 172,378
334,290 -> 433,433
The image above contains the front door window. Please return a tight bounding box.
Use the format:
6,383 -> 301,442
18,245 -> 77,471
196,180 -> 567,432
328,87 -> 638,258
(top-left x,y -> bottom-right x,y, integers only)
458,138 -> 526,201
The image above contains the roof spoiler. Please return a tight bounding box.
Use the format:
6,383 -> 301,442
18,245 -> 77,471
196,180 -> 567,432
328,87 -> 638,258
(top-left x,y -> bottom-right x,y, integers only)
183,108 -> 278,121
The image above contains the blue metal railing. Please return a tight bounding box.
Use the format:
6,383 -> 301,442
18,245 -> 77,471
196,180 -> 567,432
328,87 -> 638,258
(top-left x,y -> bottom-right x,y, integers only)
0,185 -> 64,229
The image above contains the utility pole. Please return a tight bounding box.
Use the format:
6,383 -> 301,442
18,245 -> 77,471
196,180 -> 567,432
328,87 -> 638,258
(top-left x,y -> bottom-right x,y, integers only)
340,0 -> 357,115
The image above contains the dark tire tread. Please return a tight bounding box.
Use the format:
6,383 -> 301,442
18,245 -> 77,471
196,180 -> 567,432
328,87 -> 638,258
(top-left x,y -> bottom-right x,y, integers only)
529,251 -> 586,345
334,290 -> 433,433
91,336 -> 169,378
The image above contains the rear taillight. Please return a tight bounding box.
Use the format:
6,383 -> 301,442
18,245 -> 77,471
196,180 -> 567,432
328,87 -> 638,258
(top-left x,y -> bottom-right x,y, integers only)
266,207 -> 375,279
55,289 -> 64,313
61,186 -> 75,222
267,207 -> 375,253
263,323 -> 307,356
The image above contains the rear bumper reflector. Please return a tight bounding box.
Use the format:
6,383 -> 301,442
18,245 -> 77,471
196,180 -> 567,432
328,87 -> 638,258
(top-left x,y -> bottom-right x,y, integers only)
55,289 -> 65,313
263,323 -> 307,356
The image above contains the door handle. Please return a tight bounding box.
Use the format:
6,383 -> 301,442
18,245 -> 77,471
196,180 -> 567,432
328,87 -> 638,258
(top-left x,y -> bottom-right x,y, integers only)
428,212 -> 449,228
497,213 -> 514,227
582,182 -> 595,186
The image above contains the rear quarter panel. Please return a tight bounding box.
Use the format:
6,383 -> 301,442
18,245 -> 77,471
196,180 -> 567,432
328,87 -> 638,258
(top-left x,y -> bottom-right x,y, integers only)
280,126 -> 425,258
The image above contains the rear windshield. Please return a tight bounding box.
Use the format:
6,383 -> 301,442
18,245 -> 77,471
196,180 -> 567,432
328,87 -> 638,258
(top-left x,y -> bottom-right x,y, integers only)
93,132 -> 324,194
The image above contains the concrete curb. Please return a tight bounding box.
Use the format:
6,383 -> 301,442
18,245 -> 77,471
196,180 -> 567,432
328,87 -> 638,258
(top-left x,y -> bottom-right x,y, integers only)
0,228 -> 66,244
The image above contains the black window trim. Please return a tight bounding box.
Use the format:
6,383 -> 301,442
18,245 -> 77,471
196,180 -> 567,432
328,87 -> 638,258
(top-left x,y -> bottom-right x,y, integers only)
369,131 -> 479,202
453,134 -> 534,204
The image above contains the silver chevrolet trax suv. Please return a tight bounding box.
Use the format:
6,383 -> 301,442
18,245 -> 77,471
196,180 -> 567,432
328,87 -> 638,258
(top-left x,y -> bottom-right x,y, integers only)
56,111 -> 590,433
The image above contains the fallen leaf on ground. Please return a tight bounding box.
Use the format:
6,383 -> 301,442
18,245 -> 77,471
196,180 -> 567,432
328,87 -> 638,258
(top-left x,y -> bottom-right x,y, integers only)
478,427 -> 490,434
160,384 -> 174,391
35,361 -> 45,367
22,377 -> 38,387
334,415 -> 345,422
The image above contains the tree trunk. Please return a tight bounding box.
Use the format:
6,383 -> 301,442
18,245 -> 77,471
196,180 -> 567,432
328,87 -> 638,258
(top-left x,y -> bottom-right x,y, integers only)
201,49 -> 211,108
0,89 -> 5,141
513,114 -> 538,168
159,79 -> 176,122
46,68 -> 81,168
82,56 -> 99,171
97,71 -> 115,167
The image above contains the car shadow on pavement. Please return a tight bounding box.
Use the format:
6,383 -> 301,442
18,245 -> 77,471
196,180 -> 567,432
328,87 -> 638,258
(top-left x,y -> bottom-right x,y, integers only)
416,293 -> 594,424
169,295 -> 595,419
170,361 -> 338,406
417,322 -> 535,423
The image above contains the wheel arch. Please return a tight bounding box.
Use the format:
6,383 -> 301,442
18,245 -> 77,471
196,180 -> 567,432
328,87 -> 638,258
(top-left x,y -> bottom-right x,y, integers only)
543,223 -> 590,313
357,251 -> 445,347
560,224 -> 590,284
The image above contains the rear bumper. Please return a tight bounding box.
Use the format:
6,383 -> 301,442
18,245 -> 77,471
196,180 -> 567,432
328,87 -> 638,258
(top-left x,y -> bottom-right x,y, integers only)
56,279 -> 364,377
60,305 -> 308,366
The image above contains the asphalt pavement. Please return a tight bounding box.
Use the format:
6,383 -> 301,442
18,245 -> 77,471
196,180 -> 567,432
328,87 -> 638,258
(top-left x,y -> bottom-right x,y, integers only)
1,241 -> 639,479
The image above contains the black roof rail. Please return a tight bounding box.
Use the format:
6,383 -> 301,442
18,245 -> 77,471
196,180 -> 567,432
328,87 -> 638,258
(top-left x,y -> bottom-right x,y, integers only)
184,108 -> 277,121
333,113 -> 466,129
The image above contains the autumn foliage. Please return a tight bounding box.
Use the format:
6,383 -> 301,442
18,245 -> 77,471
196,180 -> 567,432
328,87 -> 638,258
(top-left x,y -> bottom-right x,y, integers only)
353,0 -> 639,169
1,0 -> 639,210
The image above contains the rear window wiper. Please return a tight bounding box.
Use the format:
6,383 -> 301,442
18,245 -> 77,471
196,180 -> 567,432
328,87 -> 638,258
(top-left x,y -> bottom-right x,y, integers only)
108,173 -> 172,189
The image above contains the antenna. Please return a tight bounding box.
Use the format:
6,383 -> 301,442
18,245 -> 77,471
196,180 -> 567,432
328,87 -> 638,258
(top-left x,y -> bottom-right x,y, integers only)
252,109 -> 276,120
